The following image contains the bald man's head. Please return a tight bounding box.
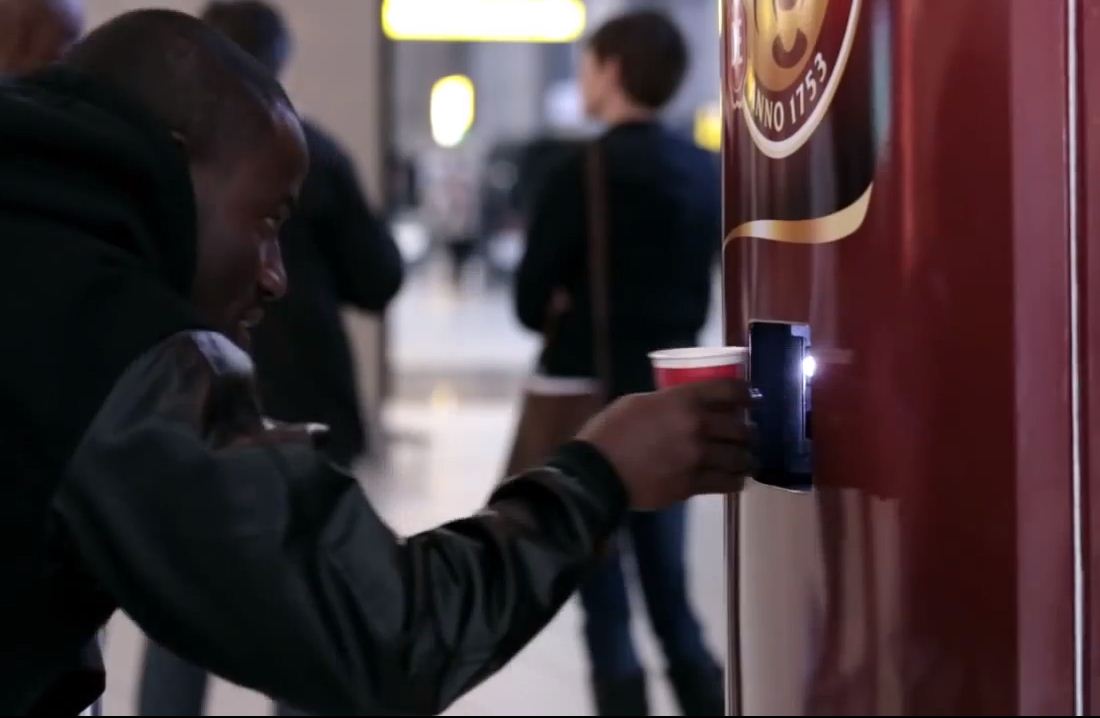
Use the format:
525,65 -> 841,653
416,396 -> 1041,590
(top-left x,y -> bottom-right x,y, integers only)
60,9 -> 309,348
63,8 -> 291,162
0,0 -> 83,75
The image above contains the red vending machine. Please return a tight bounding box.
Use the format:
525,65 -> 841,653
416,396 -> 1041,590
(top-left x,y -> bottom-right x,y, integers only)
722,0 -> 1098,714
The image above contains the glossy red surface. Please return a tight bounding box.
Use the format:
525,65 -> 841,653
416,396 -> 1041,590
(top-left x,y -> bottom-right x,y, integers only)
1081,1 -> 1100,714
722,1 -> 1084,713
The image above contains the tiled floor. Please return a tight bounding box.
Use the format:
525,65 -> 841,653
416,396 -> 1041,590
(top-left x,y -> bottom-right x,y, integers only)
100,261 -> 729,715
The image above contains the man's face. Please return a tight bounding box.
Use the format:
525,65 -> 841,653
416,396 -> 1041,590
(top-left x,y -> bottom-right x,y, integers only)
579,48 -> 618,120
188,104 -> 308,350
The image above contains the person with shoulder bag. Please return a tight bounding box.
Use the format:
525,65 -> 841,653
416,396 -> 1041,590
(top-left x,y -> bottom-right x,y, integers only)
513,11 -> 726,716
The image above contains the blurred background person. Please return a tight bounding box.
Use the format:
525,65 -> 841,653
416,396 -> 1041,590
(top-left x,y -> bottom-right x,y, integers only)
202,0 -> 403,470
0,0 -> 83,75
138,2 -> 403,715
514,10 -> 724,716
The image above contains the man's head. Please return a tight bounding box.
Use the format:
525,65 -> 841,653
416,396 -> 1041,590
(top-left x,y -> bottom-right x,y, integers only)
62,9 -> 308,349
0,0 -> 84,75
200,0 -> 291,77
580,10 -> 688,122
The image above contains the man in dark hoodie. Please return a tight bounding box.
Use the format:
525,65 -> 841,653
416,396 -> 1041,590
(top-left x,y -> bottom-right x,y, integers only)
0,9 -> 755,716
139,2 -> 406,714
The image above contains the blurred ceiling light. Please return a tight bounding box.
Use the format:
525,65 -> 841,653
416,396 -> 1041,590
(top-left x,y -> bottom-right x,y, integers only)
382,0 -> 586,43
431,75 -> 476,148
694,102 -> 722,153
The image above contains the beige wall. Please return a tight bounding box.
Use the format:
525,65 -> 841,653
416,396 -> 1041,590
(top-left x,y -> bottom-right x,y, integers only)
82,0 -> 386,197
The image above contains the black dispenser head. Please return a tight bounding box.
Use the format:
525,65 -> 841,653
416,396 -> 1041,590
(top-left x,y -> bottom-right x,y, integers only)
749,321 -> 813,490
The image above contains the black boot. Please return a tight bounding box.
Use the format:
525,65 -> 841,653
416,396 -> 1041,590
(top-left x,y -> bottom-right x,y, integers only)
668,661 -> 725,716
592,672 -> 650,716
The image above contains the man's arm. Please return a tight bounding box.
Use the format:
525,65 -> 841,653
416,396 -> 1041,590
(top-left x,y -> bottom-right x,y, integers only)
306,129 -> 404,313
54,332 -> 624,715
514,156 -> 585,332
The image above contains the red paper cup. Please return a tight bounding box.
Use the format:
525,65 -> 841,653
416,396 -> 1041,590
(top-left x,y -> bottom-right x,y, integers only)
649,347 -> 748,389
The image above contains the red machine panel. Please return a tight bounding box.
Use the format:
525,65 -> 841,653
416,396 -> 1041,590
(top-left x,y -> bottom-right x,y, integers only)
1081,1 -> 1100,714
722,0 -> 1084,713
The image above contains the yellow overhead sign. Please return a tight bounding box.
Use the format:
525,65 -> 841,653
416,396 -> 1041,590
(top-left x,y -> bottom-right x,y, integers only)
382,0 -> 587,43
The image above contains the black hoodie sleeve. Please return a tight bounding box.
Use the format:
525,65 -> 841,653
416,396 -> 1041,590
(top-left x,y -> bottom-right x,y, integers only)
54,331 -> 626,715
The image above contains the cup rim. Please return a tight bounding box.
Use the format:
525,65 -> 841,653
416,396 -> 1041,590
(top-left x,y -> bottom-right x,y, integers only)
649,346 -> 748,369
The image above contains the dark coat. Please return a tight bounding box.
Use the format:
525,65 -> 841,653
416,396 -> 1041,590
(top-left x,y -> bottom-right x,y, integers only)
516,121 -> 722,399
250,121 -> 403,467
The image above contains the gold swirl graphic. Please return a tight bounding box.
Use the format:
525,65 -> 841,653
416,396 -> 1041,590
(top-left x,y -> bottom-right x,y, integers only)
724,182 -> 873,245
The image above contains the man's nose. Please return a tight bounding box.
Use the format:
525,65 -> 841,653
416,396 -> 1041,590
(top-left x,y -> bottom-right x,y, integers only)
259,241 -> 288,302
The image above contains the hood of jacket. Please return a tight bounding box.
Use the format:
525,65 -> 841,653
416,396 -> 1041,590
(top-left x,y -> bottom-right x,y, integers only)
0,67 -> 205,455
0,66 -> 198,294
0,68 -> 205,714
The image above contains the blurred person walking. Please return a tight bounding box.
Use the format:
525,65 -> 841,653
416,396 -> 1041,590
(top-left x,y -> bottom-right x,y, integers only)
203,0 -> 403,470
0,0 -> 82,76
514,11 -> 724,716
137,2 -> 404,714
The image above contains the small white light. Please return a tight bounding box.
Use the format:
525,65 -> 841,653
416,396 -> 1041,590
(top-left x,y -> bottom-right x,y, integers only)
802,355 -> 817,379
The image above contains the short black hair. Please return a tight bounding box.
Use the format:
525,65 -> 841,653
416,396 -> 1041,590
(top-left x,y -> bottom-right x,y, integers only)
200,0 -> 291,76
588,10 -> 688,110
62,8 -> 293,161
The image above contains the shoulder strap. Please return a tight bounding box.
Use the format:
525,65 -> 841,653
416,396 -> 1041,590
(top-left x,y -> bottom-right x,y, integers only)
584,141 -> 612,402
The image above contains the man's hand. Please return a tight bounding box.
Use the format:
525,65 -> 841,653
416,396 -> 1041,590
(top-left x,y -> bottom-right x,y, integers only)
577,379 -> 756,510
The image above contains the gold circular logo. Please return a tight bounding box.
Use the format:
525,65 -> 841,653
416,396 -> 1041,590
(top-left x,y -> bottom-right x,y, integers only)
727,0 -> 862,159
